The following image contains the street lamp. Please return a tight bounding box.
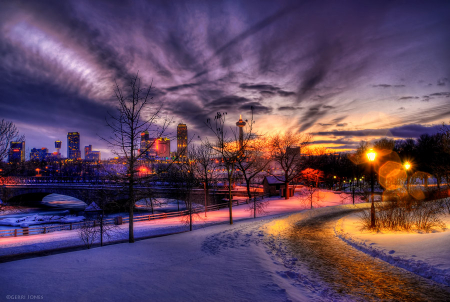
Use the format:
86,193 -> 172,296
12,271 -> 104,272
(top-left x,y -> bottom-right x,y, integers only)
404,162 -> 411,191
366,149 -> 376,229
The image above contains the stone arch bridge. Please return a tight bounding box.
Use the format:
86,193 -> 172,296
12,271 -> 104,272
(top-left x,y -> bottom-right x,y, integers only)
0,184 -> 251,207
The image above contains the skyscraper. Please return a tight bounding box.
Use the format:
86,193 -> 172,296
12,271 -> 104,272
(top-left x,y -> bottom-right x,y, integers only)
67,132 -> 81,159
140,131 -> 150,157
177,123 -> 187,158
30,147 -> 48,161
156,137 -> 170,158
85,145 -> 92,159
86,151 -> 101,162
55,140 -> 62,157
8,141 -> 25,163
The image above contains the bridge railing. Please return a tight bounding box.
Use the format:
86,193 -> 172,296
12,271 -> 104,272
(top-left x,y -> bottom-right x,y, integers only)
0,193 -> 271,238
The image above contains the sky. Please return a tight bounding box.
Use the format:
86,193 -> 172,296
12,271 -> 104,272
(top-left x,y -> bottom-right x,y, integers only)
1,0 -> 450,159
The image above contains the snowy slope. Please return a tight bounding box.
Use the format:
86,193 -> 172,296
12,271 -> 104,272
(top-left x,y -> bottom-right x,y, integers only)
335,211 -> 450,286
0,214 -> 84,227
0,194 -> 360,302
0,189 -> 355,257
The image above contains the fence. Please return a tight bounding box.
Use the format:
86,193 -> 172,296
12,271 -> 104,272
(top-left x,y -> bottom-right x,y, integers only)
0,194 -> 270,238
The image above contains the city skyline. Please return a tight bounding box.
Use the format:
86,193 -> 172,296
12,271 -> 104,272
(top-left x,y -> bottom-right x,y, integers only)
1,1 -> 450,158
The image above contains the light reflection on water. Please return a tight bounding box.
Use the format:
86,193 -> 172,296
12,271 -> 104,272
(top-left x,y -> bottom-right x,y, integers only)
0,194 -> 86,230
41,194 -> 87,210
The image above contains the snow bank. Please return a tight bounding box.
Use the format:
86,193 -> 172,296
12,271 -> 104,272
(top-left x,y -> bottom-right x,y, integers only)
0,189 -> 361,257
0,214 -> 85,227
335,212 -> 450,286
0,193 -> 362,302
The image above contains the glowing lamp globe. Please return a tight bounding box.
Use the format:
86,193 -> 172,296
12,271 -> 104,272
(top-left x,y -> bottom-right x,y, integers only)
367,149 -> 376,162
404,162 -> 411,170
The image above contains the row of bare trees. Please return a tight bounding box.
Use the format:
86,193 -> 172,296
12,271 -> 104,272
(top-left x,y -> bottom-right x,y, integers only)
1,74 -> 319,245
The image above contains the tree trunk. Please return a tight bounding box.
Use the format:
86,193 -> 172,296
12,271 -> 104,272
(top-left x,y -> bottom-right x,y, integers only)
151,199 -> 154,215
284,171 -> 289,200
129,199 -> 134,243
129,158 -> 135,243
228,171 -> 233,225
246,179 -> 252,199
204,181 -> 208,217
352,186 -> 355,205
100,211 -> 104,247
189,202 -> 193,231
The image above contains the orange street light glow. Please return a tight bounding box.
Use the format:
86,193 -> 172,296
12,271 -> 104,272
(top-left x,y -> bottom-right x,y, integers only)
366,149 -> 376,162
404,162 -> 411,170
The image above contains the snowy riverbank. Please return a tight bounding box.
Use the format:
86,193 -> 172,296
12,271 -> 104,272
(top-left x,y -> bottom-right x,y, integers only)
0,213 -> 85,228
335,211 -> 450,286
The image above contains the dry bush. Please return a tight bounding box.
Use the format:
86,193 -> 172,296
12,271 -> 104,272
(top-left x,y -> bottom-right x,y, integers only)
441,197 -> 450,214
78,220 -> 99,249
248,195 -> 268,218
359,196 -> 446,232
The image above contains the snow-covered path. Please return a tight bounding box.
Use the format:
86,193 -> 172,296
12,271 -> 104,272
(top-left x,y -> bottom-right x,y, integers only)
335,211 -> 450,287
278,207 -> 450,301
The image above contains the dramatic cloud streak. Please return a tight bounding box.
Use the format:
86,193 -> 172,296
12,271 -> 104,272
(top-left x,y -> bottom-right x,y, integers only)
1,0 -> 450,157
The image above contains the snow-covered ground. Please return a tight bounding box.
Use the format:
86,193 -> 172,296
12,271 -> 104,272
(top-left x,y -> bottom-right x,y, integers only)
0,213 -> 84,227
2,189 -> 449,300
335,210 -> 450,286
0,190 -> 358,302
0,189 -> 353,257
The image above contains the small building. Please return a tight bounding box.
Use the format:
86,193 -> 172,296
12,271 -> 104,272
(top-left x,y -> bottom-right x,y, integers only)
262,176 -> 285,196
84,201 -> 101,217
262,176 -> 295,197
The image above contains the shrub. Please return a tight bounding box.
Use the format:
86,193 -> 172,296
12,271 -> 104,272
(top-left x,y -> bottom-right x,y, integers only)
359,195 -> 446,232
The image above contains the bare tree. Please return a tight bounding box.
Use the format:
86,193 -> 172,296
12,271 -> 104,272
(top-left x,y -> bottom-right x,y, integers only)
190,143 -> 218,217
268,131 -> 312,199
299,168 -> 324,209
89,184 -> 121,247
0,119 -> 24,162
236,137 -> 271,199
102,73 -> 171,243
204,111 -> 255,225
78,220 -> 99,249
248,187 -> 268,218
167,161 -> 202,231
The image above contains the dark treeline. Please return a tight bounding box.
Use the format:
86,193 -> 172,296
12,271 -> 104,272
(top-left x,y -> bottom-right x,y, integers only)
302,124 -> 450,191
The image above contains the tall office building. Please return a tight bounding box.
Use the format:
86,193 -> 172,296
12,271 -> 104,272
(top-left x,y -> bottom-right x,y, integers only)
86,151 -> 101,162
85,145 -> 92,158
140,131 -> 150,156
67,132 -> 81,159
156,137 -> 170,158
55,140 -> 62,157
8,141 -> 25,163
84,145 -> 101,162
30,148 -> 48,161
177,123 -> 187,158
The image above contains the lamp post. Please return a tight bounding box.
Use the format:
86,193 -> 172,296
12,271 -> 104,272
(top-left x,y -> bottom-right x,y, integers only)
404,162 -> 411,192
367,149 -> 376,229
